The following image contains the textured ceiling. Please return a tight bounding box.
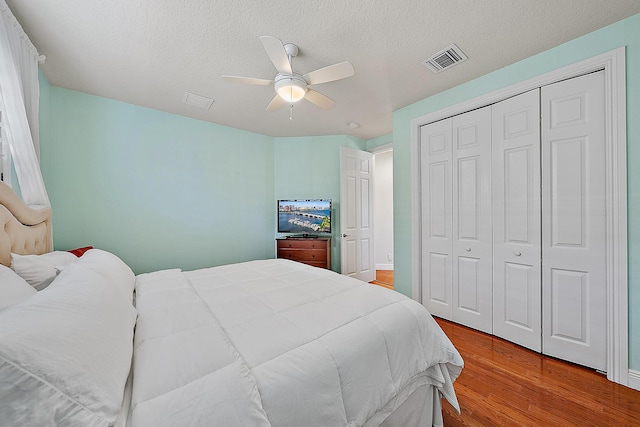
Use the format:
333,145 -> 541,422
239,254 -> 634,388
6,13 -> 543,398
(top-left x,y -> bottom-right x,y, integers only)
7,1 -> 640,140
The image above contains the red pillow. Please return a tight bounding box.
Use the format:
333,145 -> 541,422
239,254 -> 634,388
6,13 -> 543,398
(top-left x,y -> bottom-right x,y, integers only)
68,246 -> 93,257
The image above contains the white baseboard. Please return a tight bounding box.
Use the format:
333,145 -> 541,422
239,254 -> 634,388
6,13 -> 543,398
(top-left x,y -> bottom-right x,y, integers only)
628,369 -> 640,391
375,263 -> 394,270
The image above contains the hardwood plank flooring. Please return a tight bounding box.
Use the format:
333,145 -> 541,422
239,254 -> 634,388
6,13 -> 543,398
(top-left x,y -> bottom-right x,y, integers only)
436,318 -> 640,426
365,271 -> 639,424
375,269 -> 394,285
370,270 -> 394,290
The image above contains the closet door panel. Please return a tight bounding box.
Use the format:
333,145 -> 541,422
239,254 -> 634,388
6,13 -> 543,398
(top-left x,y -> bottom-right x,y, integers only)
492,88 -> 542,352
504,147 -> 533,242
452,107 -> 492,333
428,162 -> 448,237
504,262 -> 536,327
542,71 -> 606,371
428,253 -> 449,305
549,138 -> 586,246
420,119 -> 453,319
457,157 -> 480,239
457,256 -> 480,312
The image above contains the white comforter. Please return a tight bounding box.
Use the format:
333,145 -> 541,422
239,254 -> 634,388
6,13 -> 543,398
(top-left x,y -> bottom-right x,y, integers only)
130,259 -> 463,426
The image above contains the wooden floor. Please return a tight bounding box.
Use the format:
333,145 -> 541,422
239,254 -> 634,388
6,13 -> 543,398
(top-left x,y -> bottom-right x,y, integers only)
368,270 -> 639,425
370,270 -> 394,290
436,318 -> 640,426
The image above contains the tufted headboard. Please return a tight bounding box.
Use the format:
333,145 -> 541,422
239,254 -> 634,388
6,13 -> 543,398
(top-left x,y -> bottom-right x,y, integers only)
0,182 -> 52,267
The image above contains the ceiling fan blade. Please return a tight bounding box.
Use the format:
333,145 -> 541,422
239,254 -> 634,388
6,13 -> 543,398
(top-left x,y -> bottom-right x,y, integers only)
266,95 -> 287,112
222,75 -> 274,86
304,89 -> 335,110
260,36 -> 292,74
303,61 -> 354,85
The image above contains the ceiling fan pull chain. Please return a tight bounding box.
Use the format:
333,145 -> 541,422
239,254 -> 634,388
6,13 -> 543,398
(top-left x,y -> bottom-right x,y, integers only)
289,104 -> 294,121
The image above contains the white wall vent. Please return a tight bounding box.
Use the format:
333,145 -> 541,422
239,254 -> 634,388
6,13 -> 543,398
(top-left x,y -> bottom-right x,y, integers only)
182,92 -> 215,109
421,44 -> 468,73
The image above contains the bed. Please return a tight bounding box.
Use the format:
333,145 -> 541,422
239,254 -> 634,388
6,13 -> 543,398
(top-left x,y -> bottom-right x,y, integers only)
0,182 -> 463,427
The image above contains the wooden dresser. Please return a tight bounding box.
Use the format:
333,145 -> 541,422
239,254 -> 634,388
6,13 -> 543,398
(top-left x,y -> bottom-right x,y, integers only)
276,237 -> 331,269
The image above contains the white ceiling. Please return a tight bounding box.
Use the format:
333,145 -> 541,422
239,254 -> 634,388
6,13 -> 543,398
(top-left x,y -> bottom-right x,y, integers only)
7,1 -> 640,140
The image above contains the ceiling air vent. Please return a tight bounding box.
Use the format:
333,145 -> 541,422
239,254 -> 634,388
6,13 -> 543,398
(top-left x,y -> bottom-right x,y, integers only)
421,44 -> 468,74
182,92 -> 215,109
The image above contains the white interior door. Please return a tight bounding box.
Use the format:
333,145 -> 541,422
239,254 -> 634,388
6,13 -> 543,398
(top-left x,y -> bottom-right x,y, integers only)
340,147 -> 375,282
541,71 -> 607,371
492,88 -> 542,352
420,118 -> 453,319
451,107 -> 493,333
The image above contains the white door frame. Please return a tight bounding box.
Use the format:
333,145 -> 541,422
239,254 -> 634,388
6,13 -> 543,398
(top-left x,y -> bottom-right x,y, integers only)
410,48 -> 628,387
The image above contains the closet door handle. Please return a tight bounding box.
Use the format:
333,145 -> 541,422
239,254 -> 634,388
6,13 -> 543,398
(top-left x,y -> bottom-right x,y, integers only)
465,248 -> 471,252
515,251 -> 522,256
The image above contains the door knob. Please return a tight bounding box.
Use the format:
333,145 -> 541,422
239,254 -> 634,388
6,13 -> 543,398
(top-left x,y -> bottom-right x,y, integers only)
342,233 -> 351,238
515,251 -> 522,256
465,248 -> 471,252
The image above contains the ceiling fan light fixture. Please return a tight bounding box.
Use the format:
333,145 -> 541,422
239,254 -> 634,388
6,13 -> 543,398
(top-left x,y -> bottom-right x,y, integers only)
275,74 -> 307,103
223,37 -> 351,112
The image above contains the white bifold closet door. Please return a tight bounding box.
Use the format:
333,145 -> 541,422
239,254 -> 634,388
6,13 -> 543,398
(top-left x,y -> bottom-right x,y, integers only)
420,106 -> 493,333
492,88 -> 542,352
420,119 -> 453,320
451,107 -> 493,333
541,71 -> 607,371
420,71 -> 607,371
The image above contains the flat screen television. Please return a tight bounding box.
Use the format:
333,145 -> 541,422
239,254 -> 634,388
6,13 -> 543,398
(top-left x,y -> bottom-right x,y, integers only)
278,199 -> 331,235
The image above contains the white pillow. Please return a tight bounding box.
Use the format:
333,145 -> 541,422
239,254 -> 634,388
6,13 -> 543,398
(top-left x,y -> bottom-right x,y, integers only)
0,249 -> 137,426
73,249 -> 136,297
0,265 -> 36,311
10,251 -> 78,290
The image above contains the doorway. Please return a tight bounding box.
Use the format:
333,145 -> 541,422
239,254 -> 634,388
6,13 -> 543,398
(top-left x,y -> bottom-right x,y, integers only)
372,145 -> 393,288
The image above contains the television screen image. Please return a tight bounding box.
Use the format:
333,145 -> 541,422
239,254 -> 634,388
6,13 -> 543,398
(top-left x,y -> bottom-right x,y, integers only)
278,199 -> 331,234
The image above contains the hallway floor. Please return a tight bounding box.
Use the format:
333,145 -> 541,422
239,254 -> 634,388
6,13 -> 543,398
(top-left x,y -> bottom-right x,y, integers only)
370,270 -> 394,290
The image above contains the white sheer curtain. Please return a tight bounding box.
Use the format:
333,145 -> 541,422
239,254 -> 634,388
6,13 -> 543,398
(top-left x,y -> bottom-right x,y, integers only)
0,0 -> 49,207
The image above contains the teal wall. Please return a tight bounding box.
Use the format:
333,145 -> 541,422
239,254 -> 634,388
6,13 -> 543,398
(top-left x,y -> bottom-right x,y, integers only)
40,87 -> 275,274
274,135 -> 365,271
37,70 -> 50,199
37,80 -> 364,276
392,14 -> 640,370
366,133 -> 392,151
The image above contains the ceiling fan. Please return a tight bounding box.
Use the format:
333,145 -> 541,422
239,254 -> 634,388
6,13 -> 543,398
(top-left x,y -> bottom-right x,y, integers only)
223,36 -> 355,112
